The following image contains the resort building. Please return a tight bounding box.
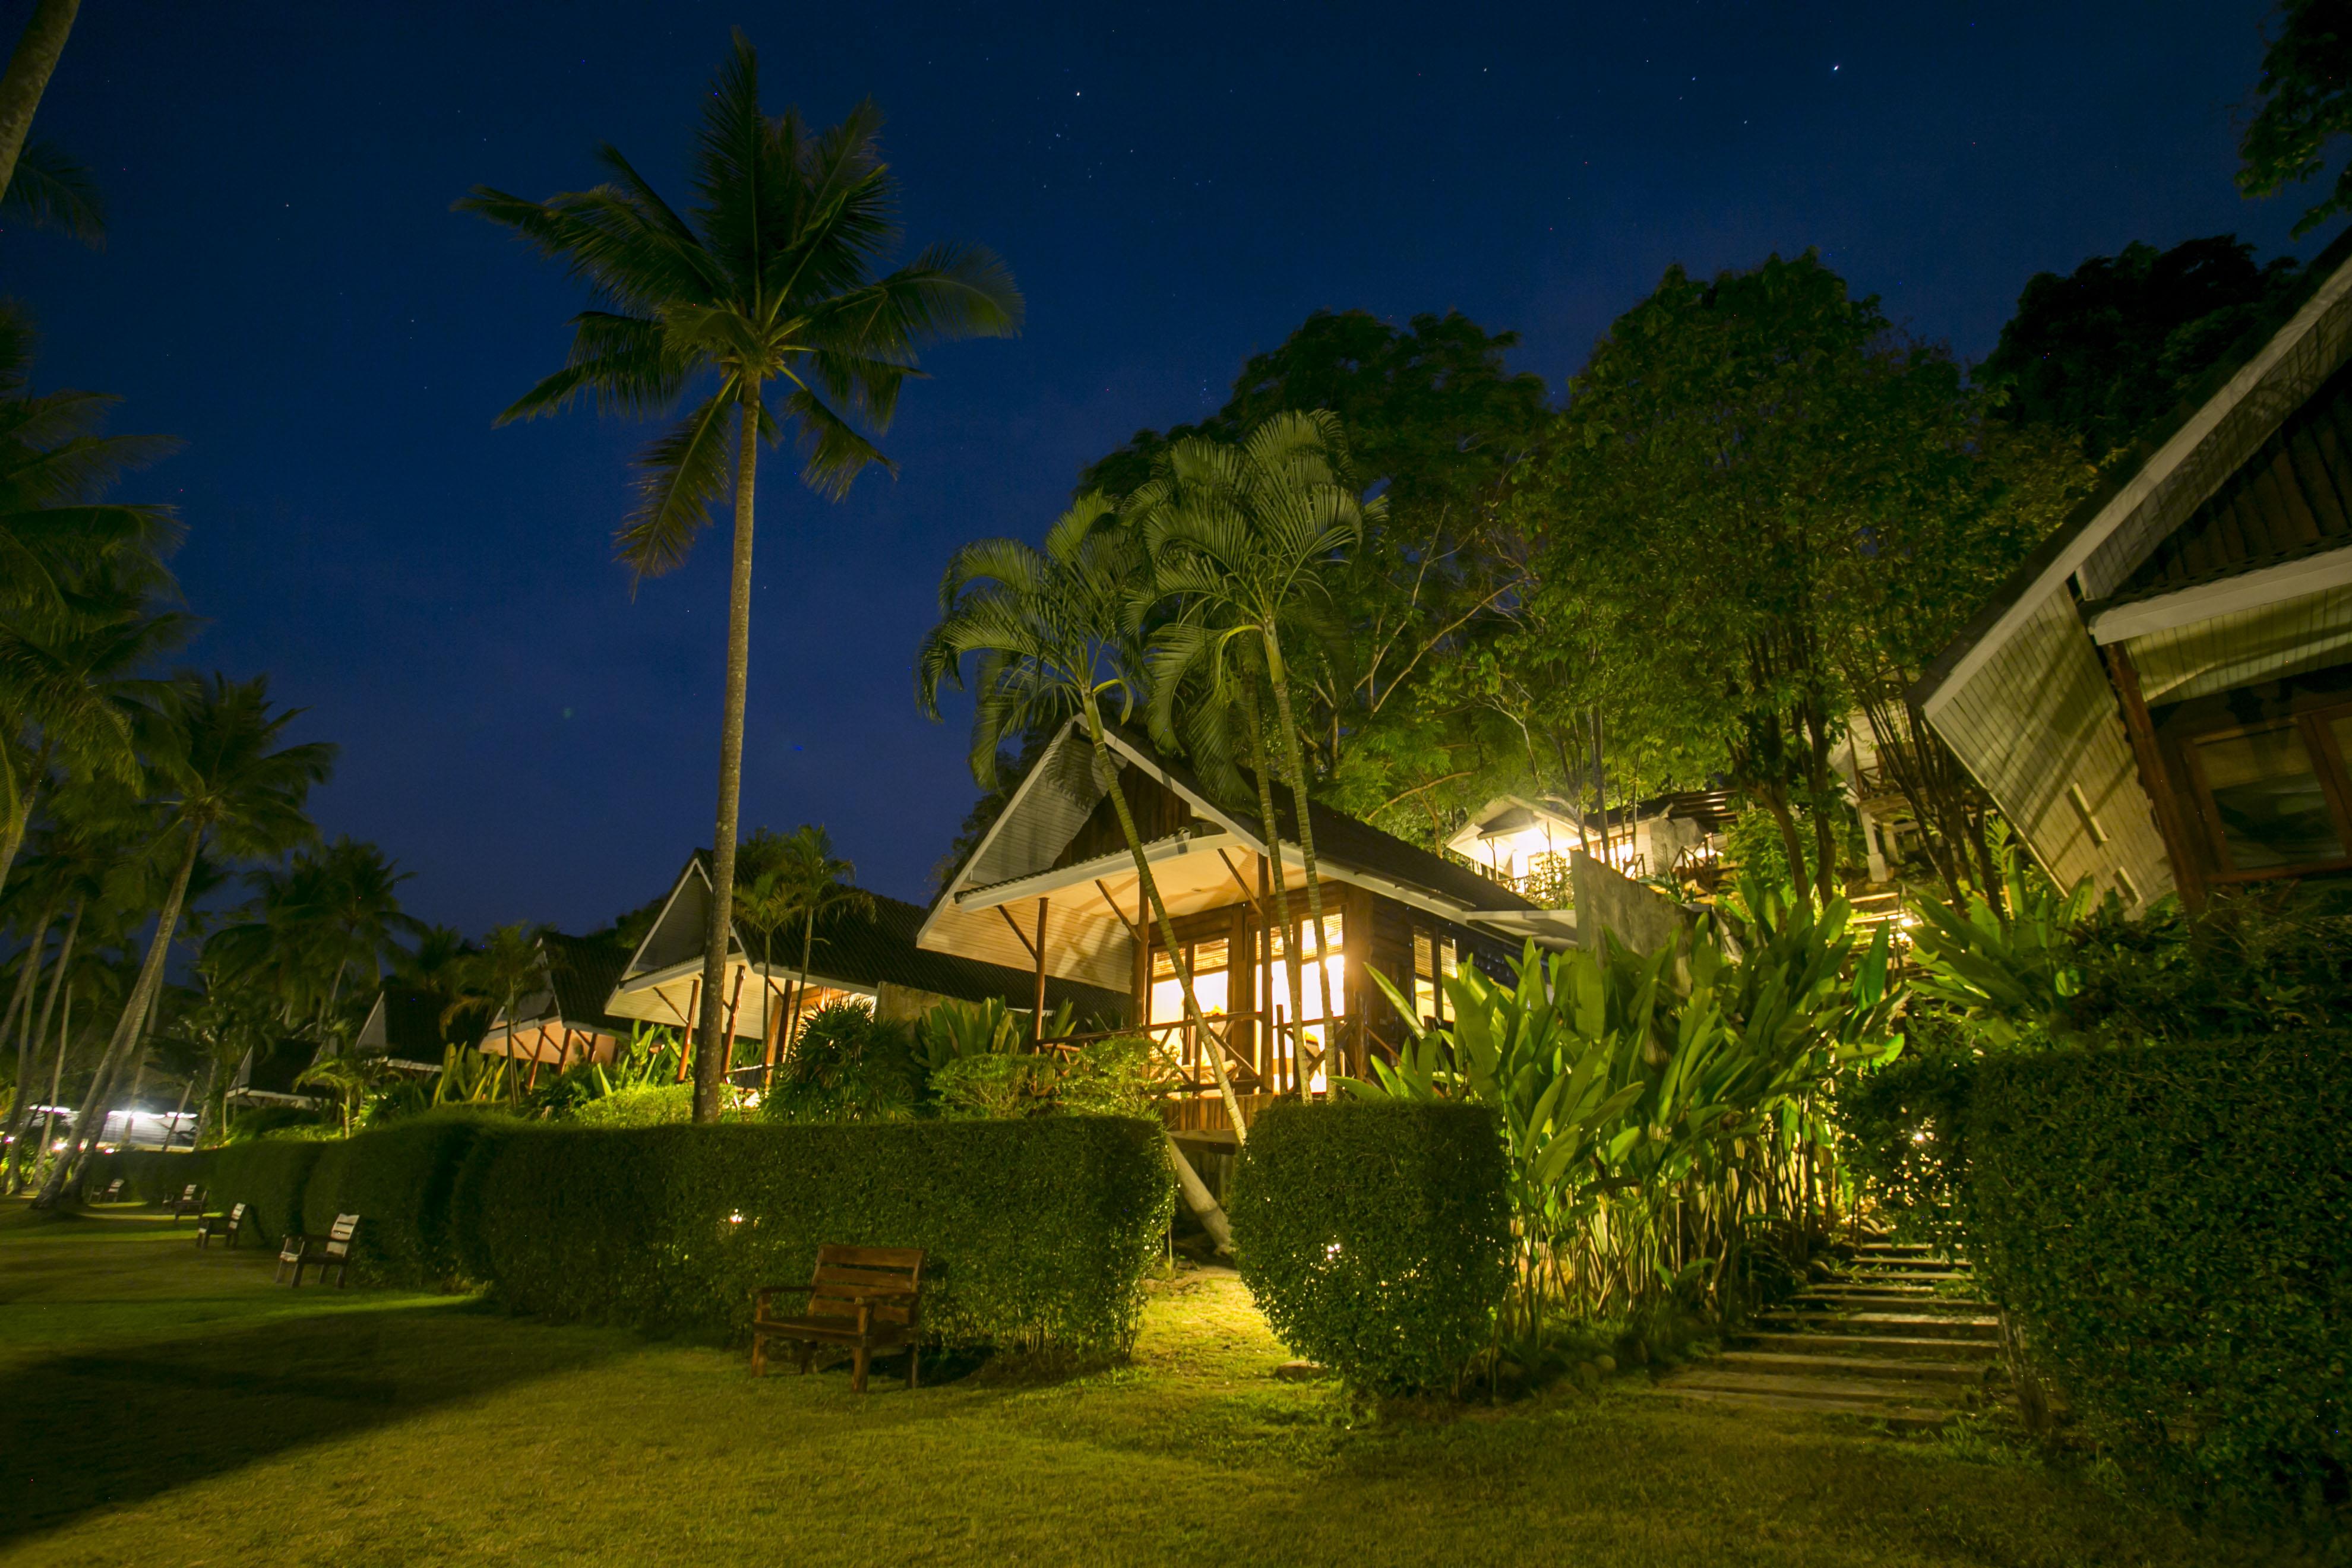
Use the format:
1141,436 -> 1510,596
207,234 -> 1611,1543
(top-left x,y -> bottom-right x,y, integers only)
605,852 -> 1123,1083
1444,790 -> 1738,898
1919,232 -> 2352,907
918,720 -> 1577,1137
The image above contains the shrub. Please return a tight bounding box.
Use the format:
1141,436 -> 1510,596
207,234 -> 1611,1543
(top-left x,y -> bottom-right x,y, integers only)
454,1116 -> 1173,1356
1851,1030 -> 2352,1509
1228,1101 -> 1512,1394
930,1036 -> 1156,1121
570,1083 -> 694,1127
761,1002 -> 924,1123
202,1137 -> 328,1241
298,1114 -> 496,1285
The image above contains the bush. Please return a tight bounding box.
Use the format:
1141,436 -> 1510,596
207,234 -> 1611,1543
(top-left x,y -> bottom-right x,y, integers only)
761,1002 -> 925,1123
1228,1101 -> 1512,1394
931,1036 -> 1156,1121
570,1083 -> 694,1127
1851,1030 -> 2352,1510
453,1116 -> 1173,1357
298,1114 -> 496,1285
201,1137 -> 328,1241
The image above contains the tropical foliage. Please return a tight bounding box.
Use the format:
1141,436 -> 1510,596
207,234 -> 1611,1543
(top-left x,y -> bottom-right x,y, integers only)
1348,888 -> 1899,1336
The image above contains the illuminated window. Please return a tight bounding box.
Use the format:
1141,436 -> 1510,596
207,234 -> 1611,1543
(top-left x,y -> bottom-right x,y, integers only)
2192,722 -> 2344,871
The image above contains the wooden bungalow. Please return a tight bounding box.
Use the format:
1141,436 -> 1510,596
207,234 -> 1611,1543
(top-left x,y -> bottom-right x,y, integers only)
472,931 -> 638,1084
351,986 -> 460,1074
605,852 -> 1124,1086
1443,791 -> 1735,896
917,720 -> 1577,1140
1918,232 -> 2352,908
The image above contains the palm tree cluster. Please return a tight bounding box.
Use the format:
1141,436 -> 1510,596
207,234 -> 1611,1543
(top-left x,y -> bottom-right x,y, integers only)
917,410 -> 1376,1143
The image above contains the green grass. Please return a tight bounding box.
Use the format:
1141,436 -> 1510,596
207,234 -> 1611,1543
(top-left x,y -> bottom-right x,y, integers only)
0,1200 -> 2291,1567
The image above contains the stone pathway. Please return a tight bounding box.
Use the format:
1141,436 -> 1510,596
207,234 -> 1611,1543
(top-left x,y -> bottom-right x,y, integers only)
1656,1241 -> 2008,1428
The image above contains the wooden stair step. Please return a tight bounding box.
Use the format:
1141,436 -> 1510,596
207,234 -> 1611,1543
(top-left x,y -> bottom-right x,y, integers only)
1714,1349 -> 1994,1386
1656,1385 -> 1956,1428
1735,1331 -> 2001,1361
1663,1368 -> 1971,1403
1793,1291 -> 1988,1315
1762,1310 -> 2000,1340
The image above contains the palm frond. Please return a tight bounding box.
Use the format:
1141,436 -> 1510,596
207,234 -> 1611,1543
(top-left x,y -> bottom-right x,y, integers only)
614,392 -> 738,581
1,138 -> 105,247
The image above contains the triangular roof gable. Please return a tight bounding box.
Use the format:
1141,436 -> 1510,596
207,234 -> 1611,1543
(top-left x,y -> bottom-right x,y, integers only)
1920,229 -> 2352,715
921,717 -> 1538,937
614,852 -> 741,990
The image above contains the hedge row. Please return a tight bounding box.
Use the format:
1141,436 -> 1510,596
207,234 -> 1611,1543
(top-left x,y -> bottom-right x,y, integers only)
77,1147 -> 213,1205
301,1115 -> 500,1284
453,1116 -> 1174,1354
1229,1100 -> 1512,1393
1848,1030 -> 2352,1507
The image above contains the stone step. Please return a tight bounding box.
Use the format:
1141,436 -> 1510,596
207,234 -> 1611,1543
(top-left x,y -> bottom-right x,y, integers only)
1665,1368 -> 1971,1404
1715,1349 -> 1996,1386
1736,1330 -> 2002,1362
1793,1289 -> 1988,1315
1847,1267 -> 1971,1284
1850,1254 -> 1967,1273
1761,1310 -> 2000,1341
1657,1384 -> 1956,1429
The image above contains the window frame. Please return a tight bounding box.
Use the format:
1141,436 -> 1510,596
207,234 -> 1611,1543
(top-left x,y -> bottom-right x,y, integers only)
2176,701 -> 2352,882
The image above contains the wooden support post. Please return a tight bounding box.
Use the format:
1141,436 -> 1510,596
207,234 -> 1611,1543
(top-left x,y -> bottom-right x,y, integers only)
1032,898 -> 1049,1045
720,968 -> 747,1085
2101,642 -> 2207,912
675,978 -> 701,1084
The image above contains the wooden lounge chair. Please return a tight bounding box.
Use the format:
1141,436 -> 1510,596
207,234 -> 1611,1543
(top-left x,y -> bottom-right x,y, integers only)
277,1213 -> 359,1287
751,1245 -> 925,1393
195,1202 -> 248,1250
165,1184 -> 205,1223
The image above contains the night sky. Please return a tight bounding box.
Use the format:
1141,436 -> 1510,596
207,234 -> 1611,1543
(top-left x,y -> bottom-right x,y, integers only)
11,1 -> 2313,938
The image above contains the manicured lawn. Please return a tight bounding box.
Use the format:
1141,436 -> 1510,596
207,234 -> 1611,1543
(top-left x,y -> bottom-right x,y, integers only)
0,1202 -> 2271,1567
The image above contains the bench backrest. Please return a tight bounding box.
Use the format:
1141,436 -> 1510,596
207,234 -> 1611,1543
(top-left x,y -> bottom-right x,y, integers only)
325,1213 -> 359,1257
100,1178 -> 122,1197
178,1184 -> 199,1201
810,1244 -> 924,1325
227,1202 -> 247,1225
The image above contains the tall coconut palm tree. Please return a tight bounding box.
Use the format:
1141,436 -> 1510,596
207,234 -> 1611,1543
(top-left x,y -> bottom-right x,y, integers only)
35,672 -> 331,1205
1131,412 -> 1380,1093
460,33 -> 1022,1122
916,494 -> 1253,1143
0,0 -> 80,204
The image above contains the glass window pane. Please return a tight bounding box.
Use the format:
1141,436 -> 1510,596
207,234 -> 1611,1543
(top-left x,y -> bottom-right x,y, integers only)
1193,937 -> 1228,973
2195,723 -> 2344,871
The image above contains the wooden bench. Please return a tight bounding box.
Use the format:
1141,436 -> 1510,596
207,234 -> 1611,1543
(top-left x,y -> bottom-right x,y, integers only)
277,1213 -> 359,1287
91,1177 -> 124,1204
195,1202 -> 248,1250
751,1245 -> 925,1393
165,1184 -> 206,1223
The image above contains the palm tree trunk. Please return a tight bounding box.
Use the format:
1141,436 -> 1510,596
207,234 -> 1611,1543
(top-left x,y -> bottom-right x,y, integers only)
1,897 -> 57,1152
5,896 -> 76,1192
786,913 -> 815,1063
0,0 -> 77,199
1080,706 -> 1251,1142
1241,682 -> 1306,1098
1262,631 -> 1334,1099
692,399 -> 761,1124
36,824 -> 201,1206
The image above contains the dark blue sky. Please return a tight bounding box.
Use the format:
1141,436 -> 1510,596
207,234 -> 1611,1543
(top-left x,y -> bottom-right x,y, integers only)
10,1 -> 2313,936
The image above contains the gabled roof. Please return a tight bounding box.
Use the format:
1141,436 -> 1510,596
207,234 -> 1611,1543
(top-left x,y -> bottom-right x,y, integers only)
352,987 -> 448,1071
921,720 -> 1559,987
612,850 -> 1124,1022
1918,227 -> 2352,713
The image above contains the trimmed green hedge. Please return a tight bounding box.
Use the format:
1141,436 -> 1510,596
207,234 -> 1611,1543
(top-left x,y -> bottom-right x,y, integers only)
299,1114 -> 495,1285
201,1139 -> 328,1243
1228,1101 -> 1512,1393
453,1117 -> 1174,1355
77,1147 -> 216,1205
1851,1030 -> 2351,1506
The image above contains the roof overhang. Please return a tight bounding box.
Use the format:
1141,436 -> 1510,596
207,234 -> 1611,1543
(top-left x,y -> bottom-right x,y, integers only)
2087,542 -> 2352,645
1920,240 -> 2352,719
